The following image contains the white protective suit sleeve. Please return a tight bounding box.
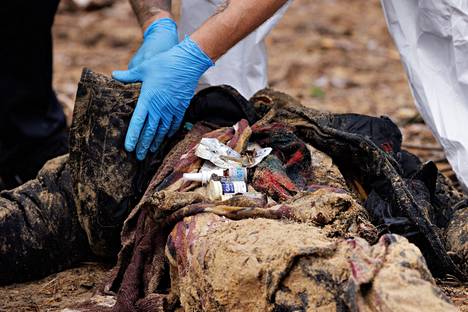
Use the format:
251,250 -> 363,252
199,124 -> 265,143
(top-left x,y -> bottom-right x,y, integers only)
179,0 -> 291,99
381,0 -> 468,191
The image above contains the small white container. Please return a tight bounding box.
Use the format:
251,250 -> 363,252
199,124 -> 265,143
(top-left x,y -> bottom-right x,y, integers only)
207,180 -> 247,201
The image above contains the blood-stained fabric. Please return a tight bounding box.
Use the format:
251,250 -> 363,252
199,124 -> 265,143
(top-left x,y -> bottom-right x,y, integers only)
0,70 -> 465,312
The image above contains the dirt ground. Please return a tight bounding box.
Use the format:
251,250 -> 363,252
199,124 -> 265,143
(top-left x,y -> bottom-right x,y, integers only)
0,0 -> 465,311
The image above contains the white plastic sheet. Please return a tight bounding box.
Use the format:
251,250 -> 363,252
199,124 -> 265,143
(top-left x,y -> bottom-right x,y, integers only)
179,0 -> 291,99
381,0 -> 468,191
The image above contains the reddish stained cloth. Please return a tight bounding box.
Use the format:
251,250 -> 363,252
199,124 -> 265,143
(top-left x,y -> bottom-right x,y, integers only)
110,209 -> 166,312
96,124 -> 247,312
76,120 -> 408,311
285,149 -> 304,167
228,119 -> 252,153
252,157 -> 298,201
144,123 -> 213,193
62,81 -> 463,312
170,217 -> 200,277
380,142 -> 394,154
154,126 -> 236,192
251,122 -> 312,188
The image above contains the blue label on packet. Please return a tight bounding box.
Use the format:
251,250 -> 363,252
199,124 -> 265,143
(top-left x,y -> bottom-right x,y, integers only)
221,181 -> 236,193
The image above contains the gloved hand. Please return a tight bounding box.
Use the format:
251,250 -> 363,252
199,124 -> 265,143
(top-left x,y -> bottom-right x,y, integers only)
113,36 -> 214,160
128,18 -> 179,69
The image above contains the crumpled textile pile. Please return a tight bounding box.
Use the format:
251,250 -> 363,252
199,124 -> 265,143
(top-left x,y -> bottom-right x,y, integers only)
64,70 -> 465,312
0,69 -> 465,310
167,215 -> 455,312
94,121 -> 375,311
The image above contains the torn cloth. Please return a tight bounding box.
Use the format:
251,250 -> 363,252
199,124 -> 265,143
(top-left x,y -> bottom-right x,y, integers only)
59,71 -> 465,311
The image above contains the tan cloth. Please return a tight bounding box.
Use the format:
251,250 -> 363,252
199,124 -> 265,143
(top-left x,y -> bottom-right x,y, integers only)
167,213 -> 456,312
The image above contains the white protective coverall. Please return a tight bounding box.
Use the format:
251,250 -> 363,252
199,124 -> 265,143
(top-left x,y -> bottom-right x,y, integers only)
179,0 -> 291,99
381,0 -> 468,191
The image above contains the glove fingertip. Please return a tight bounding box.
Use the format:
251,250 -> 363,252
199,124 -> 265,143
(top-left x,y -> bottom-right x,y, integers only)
124,137 -> 136,153
125,127 -> 140,152
136,138 -> 148,160
136,149 -> 147,161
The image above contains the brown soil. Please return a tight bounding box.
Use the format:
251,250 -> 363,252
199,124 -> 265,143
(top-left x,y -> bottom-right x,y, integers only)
1,0 -> 465,311
0,263 -> 110,311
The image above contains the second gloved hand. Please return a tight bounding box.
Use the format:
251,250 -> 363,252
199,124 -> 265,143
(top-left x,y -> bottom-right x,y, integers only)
112,36 -> 214,160
128,18 -> 179,69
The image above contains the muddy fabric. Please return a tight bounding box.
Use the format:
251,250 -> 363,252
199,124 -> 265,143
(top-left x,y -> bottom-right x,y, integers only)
69,93 -> 376,311
328,113 -> 402,157
252,154 -> 299,201
97,187 -> 375,312
250,122 -> 351,202
167,215 -> 455,312
69,69 -> 163,257
0,70 -> 162,285
0,155 -> 89,285
252,122 -> 312,190
306,144 -> 350,191
344,235 -> 456,312
282,191 -> 377,242
104,128 -> 228,311
101,123 -> 255,312
63,73 -> 463,312
167,214 -> 344,312
250,88 -> 467,278
0,70 -> 461,310
445,207 -> 468,273
184,85 -> 258,127
0,70 -> 258,285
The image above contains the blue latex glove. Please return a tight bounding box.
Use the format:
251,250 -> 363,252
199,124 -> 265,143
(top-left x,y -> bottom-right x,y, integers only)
112,37 -> 214,160
128,18 -> 179,69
